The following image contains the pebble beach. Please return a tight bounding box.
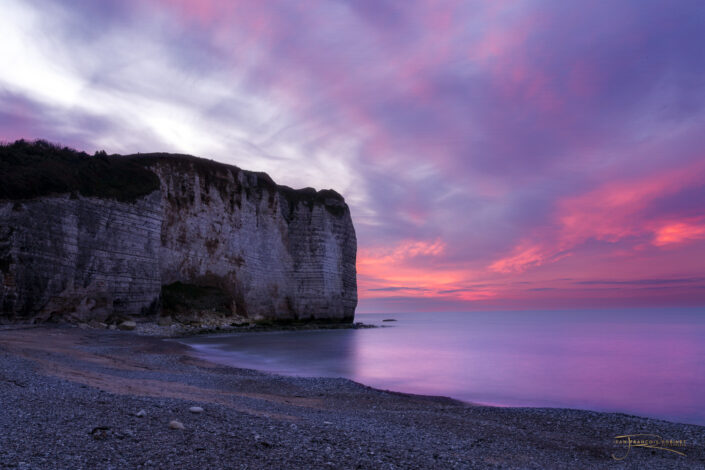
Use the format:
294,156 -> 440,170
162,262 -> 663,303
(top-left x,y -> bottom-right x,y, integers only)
0,325 -> 703,469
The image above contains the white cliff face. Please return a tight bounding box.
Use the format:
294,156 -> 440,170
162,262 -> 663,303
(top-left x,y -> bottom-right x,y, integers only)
152,158 -> 357,322
0,155 -> 357,323
0,193 -> 163,322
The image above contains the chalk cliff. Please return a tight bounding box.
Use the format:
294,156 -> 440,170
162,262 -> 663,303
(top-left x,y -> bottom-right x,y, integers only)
0,141 -> 357,324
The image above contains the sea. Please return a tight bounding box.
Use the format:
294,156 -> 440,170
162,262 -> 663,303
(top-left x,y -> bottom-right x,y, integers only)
179,308 -> 705,426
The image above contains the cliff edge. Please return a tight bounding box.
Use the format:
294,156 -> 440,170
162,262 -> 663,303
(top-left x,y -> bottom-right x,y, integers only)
0,140 -> 357,325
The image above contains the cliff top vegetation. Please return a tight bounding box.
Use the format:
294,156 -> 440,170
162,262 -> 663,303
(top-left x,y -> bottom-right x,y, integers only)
0,140 -> 346,214
0,140 -> 160,203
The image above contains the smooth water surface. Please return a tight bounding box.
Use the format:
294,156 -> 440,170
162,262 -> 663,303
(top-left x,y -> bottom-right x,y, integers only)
180,309 -> 705,425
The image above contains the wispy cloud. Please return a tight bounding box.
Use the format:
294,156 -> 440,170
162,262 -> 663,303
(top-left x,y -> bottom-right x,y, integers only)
368,286 -> 431,292
575,277 -> 705,286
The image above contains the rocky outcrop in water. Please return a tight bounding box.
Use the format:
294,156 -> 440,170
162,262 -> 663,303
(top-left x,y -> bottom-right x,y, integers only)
0,141 -> 357,324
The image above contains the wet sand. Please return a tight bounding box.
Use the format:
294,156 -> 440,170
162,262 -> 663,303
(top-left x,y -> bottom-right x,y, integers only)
0,325 -> 703,469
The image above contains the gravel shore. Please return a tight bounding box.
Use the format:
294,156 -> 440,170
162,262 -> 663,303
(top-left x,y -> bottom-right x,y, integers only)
0,325 -> 703,469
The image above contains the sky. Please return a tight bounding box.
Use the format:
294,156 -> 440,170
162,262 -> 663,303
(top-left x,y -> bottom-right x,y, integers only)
1,0 -> 704,313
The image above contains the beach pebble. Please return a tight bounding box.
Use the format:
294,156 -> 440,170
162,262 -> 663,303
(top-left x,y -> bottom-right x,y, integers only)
118,321 -> 137,331
90,426 -> 110,440
169,420 -> 184,430
135,409 -> 146,418
189,406 -> 204,413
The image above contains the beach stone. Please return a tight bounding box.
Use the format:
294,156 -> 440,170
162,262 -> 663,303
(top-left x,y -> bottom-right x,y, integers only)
90,426 -> 110,440
135,409 -> 146,418
169,420 -> 184,430
118,321 -> 137,331
189,406 -> 204,413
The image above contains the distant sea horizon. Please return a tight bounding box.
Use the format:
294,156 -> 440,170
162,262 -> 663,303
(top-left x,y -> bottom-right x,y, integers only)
181,307 -> 705,426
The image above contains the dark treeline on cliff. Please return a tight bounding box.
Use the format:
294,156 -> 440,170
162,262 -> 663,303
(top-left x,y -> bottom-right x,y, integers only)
0,140 -> 160,203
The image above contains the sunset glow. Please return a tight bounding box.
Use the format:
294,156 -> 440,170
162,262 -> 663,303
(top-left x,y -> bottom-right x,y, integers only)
1,0 -> 704,312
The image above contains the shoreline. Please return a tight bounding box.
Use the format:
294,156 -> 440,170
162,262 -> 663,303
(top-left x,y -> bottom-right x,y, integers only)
0,318 -> 379,339
0,325 -> 703,469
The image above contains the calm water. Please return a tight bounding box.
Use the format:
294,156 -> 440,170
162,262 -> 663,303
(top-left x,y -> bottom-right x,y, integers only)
180,309 -> 705,425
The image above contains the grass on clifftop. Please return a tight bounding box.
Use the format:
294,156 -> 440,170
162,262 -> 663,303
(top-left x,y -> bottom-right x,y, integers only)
0,140 -> 160,203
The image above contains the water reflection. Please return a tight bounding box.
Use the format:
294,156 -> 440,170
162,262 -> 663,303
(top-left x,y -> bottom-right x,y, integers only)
181,308 -> 705,425
185,329 -> 358,378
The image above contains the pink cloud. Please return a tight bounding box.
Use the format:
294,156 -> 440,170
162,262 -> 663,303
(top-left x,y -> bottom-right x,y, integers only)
489,160 -> 705,273
489,243 -> 569,274
357,238 -> 500,302
653,220 -> 705,247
